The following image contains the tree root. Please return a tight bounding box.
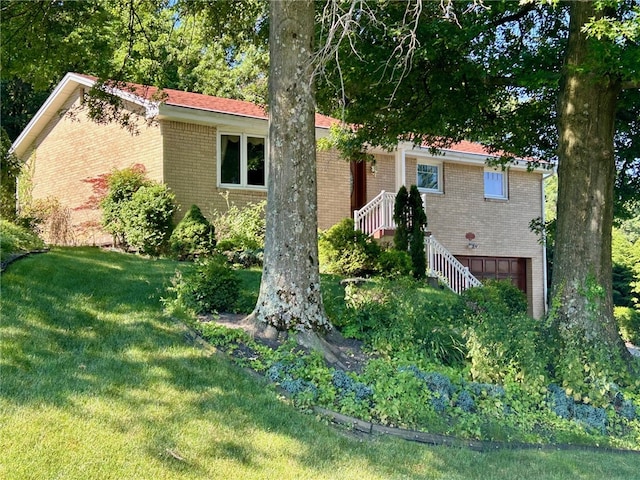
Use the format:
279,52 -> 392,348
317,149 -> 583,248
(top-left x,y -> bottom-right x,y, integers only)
241,313 -> 351,370
294,329 -> 349,371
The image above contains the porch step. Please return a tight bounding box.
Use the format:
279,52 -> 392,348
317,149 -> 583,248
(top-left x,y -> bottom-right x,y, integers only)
373,229 -> 396,239
354,190 -> 482,294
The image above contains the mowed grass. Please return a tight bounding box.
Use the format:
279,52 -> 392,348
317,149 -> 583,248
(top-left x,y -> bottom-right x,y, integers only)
1,248 -> 638,480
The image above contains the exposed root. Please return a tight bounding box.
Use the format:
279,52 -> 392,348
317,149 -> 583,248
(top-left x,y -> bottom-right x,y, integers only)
294,329 -> 349,371
241,313 -> 351,370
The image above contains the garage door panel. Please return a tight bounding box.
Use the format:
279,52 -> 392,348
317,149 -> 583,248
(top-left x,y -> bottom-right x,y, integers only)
470,259 -> 484,272
497,259 -> 511,273
456,255 -> 527,294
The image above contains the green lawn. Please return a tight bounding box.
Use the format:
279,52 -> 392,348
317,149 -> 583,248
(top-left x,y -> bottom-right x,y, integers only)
1,248 -> 638,479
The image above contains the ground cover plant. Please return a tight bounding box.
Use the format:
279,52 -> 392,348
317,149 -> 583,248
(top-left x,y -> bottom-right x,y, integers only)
2,248 -> 639,479
167,253 -> 640,451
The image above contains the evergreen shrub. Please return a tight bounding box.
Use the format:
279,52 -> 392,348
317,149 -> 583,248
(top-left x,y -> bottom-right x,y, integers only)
101,165 -> 149,246
408,185 -> 427,279
170,204 -> 216,260
392,185 -> 427,279
393,186 -> 410,252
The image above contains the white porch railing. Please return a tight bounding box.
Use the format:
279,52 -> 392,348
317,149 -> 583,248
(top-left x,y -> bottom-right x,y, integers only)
425,234 -> 482,294
353,190 -> 396,236
353,191 -> 482,294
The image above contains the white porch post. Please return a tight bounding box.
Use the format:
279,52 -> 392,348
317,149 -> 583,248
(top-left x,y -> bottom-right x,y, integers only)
395,147 -> 406,191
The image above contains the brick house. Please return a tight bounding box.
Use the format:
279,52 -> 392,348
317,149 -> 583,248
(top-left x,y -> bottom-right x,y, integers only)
11,72 -> 550,318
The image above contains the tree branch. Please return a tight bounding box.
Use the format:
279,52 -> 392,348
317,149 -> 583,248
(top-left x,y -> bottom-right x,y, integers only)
622,80 -> 640,90
489,2 -> 537,28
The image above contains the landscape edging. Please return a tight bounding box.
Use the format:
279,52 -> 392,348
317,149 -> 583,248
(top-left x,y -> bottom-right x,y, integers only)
177,317 -> 640,455
0,249 -> 49,273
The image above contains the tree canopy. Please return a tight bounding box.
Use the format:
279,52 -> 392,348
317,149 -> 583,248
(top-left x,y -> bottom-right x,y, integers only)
316,0 -> 640,385
0,0 -> 269,141
315,0 -> 639,213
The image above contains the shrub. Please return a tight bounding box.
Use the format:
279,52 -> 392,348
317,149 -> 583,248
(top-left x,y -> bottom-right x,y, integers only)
0,219 -> 45,261
19,197 -> 73,245
318,218 -> 381,276
122,183 -> 176,255
101,165 -> 149,246
408,185 -> 427,279
393,186 -> 410,252
170,204 -> 216,260
615,306 -> 640,345
213,199 -> 265,252
168,255 -> 241,314
376,249 -> 412,278
393,185 -> 427,279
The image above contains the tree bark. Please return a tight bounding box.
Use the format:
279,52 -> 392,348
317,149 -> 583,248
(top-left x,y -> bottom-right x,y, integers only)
551,1 -> 632,375
250,0 -> 332,333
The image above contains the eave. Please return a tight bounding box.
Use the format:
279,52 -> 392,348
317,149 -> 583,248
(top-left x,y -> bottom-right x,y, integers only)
10,72 -> 95,158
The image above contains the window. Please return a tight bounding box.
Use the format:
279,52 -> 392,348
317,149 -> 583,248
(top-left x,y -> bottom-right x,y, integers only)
484,169 -> 507,199
219,133 -> 266,188
416,161 -> 442,192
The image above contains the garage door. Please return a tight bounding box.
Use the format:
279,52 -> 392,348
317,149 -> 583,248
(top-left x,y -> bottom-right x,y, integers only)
456,256 -> 527,293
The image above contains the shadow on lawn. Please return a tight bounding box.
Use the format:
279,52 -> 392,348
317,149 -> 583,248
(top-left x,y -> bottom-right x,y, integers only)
0,248 -> 418,477
1,248 -> 637,479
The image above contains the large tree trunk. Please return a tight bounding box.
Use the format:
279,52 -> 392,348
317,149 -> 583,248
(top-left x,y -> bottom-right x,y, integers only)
551,1 -> 632,382
250,0 -> 332,334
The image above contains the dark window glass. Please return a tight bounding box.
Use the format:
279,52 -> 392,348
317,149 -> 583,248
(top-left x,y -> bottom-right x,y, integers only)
247,136 -> 265,186
221,134 -> 240,184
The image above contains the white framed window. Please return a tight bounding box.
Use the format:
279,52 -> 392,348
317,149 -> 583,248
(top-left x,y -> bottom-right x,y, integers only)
416,160 -> 442,193
218,132 -> 266,188
484,168 -> 508,199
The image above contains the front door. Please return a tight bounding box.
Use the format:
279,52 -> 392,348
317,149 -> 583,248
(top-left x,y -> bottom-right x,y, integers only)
350,160 -> 367,213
